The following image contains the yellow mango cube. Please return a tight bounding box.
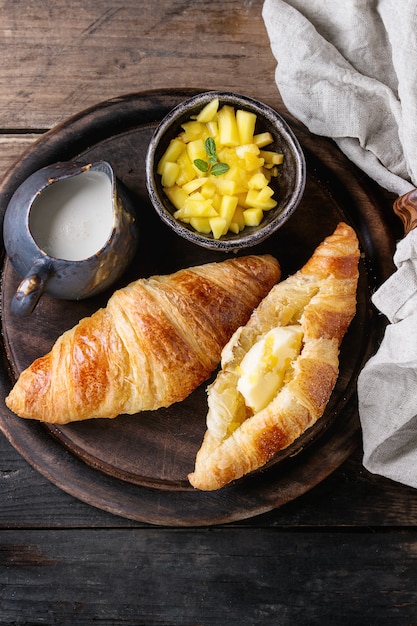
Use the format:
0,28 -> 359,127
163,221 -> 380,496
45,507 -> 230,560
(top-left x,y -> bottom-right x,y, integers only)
219,195 -> 238,231
186,138 -> 206,164
260,150 -> 284,165
253,132 -> 274,147
190,217 -> 211,233
256,185 -> 275,202
209,216 -> 228,239
258,197 -> 277,210
157,139 -> 185,175
205,121 -> 218,140
181,121 -> 208,143
201,179 -> 217,198
235,143 -> 260,159
232,205 -> 246,230
243,207 -> 264,226
173,208 -> 190,222
165,185 -> 188,210
212,193 -> 222,212
214,177 -> 236,196
244,152 -> 264,171
246,189 -> 277,210
196,97 -> 219,123
161,161 -> 180,188
248,172 -> 269,190
236,109 -> 257,145
181,177 -> 208,194
176,151 -> 196,186
183,197 -> 218,218
217,105 -> 240,146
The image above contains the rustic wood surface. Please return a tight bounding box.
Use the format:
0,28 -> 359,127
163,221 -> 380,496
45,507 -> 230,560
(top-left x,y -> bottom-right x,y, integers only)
0,1 -> 416,624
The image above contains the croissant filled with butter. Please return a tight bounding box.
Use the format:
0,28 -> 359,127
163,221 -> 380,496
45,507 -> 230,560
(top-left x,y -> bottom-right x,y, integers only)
188,223 -> 359,490
6,255 -> 280,423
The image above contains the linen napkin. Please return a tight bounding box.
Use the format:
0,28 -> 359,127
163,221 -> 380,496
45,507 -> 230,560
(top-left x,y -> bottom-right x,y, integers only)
263,0 -> 417,488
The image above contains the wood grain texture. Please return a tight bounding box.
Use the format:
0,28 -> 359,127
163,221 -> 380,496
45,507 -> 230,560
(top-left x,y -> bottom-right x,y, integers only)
2,431 -> 417,529
1,528 -> 417,625
0,0 -> 280,130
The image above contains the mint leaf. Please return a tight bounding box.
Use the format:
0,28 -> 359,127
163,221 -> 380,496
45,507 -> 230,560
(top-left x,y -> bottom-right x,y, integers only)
211,162 -> 230,176
205,137 -> 217,159
194,159 -> 209,173
193,139 -> 229,177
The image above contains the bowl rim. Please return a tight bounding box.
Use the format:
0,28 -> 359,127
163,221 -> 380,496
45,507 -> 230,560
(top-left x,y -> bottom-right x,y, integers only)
145,90 -> 306,251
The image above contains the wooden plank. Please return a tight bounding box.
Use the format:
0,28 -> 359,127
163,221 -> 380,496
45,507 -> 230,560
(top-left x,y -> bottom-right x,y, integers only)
1,528 -> 417,624
0,0 -> 281,130
0,134 -> 40,178
2,431 -> 417,529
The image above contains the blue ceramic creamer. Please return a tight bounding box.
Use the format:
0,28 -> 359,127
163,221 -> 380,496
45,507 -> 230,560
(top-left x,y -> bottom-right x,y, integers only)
3,160 -> 138,316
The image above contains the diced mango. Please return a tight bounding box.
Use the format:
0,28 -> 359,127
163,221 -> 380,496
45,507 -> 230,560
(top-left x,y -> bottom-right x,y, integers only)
258,197 -> 278,211
214,177 -> 236,196
201,179 -> 217,198
190,217 -> 211,233
228,222 -> 240,234
219,195 -> 238,232
161,161 -> 180,188
205,120 -> 218,139
232,205 -> 246,230
209,216 -> 228,239
253,132 -> 274,147
176,151 -> 196,186
181,177 -> 208,194
212,193 -> 222,212
196,97 -> 219,123
173,206 -> 192,219
235,143 -> 260,159
243,207 -> 264,226
165,185 -> 188,210
260,150 -> 284,165
246,188 -> 277,210
256,185 -> 275,202
217,105 -> 240,146
186,139 -> 207,164
236,109 -> 257,145
157,139 -> 185,175
181,121 -> 208,143
244,152 -> 264,171
248,172 -> 269,190
157,97 -> 284,239
183,197 -> 218,217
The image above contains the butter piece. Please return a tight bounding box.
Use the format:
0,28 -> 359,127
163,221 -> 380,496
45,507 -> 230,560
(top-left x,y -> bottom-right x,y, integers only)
237,325 -> 303,413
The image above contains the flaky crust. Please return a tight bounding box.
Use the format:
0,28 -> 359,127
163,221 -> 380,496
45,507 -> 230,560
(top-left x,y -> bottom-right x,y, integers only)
5,255 -> 280,423
188,223 -> 360,490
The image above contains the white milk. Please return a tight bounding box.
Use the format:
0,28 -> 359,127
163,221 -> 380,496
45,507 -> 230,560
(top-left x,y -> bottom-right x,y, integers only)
29,170 -> 114,261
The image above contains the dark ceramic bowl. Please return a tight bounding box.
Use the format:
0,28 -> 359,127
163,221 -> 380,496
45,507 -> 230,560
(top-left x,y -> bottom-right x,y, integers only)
145,91 -> 306,251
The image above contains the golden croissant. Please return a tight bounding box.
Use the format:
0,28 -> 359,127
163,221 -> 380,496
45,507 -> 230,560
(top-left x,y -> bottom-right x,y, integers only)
188,222 -> 360,490
5,255 -> 280,423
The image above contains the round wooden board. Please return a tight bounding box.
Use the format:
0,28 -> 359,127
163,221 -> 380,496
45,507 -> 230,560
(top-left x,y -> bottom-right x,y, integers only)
0,89 -> 398,526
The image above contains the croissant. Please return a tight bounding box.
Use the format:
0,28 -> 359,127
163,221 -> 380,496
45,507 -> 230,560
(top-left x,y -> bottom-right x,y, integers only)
5,254 -> 280,424
188,222 -> 359,490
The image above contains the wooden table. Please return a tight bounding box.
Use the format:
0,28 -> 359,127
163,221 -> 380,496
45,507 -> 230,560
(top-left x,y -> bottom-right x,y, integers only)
1,2 -> 417,624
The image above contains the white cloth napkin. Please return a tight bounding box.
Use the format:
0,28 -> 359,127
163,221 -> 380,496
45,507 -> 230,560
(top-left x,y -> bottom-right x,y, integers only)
263,0 -> 417,488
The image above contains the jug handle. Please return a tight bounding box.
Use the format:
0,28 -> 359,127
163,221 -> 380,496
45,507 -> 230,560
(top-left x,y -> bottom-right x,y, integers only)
11,259 -> 53,316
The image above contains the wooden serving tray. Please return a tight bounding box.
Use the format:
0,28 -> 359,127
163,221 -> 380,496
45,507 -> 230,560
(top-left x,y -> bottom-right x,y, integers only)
0,89 -> 398,526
